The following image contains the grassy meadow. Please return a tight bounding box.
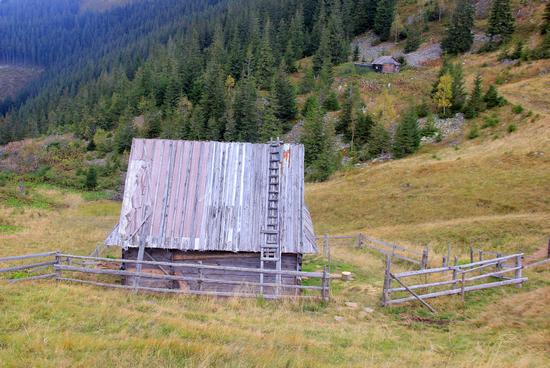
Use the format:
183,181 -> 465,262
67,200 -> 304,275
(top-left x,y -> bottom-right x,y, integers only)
1,42 -> 550,368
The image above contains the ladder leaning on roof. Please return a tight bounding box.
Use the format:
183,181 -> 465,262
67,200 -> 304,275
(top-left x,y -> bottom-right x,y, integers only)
260,139 -> 283,295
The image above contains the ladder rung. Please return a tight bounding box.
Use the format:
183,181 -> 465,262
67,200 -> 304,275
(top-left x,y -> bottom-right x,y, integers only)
262,229 -> 278,234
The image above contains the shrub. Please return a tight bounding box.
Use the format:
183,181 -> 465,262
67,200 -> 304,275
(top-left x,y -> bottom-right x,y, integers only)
481,115 -> 499,129
507,124 -> 517,133
467,124 -> 480,139
85,167 -> 98,190
512,104 -> 524,114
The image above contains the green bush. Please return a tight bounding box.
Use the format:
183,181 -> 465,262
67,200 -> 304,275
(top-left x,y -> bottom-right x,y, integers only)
512,104 -> 524,114
481,115 -> 499,129
507,124 -> 517,133
467,124 -> 480,139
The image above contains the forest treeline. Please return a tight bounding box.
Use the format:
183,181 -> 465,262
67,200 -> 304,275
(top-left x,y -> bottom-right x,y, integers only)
0,0 -> 398,144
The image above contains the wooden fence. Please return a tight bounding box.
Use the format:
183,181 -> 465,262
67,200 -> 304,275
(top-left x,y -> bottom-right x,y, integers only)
0,252 -> 330,301
382,253 -> 527,311
317,234 -> 428,268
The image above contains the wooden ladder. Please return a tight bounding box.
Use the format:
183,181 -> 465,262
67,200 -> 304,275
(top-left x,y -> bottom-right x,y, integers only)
260,139 -> 283,294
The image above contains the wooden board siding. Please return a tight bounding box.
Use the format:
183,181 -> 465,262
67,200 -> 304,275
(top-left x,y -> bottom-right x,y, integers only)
106,139 -> 316,254
122,249 -> 302,295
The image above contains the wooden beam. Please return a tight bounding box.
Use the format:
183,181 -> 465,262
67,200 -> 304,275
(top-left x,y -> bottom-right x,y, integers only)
389,273 -> 437,313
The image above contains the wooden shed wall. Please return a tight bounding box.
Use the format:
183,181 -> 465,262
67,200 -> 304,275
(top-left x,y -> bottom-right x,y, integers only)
122,249 -> 302,295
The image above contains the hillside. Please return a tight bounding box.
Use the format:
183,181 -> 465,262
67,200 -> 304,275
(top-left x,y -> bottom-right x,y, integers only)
0,0 -> 550,366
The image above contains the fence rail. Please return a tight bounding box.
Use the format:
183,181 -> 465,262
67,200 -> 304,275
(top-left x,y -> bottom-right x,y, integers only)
317,234 -> 428,268
0,251 -> 330,301
382,253 -> 526,310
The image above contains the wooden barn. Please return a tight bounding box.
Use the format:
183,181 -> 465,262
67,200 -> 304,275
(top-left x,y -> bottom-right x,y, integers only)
105,139 -> 317,295
371,56 -> 401,73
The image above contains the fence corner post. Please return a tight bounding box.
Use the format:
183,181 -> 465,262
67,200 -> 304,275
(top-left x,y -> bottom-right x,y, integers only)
516,254 -> 523,288
469,246 -> 474,263
382,255 -> 391,306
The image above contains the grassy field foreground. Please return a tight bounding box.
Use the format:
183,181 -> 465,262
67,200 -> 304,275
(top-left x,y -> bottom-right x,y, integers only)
1,111 -> 550,366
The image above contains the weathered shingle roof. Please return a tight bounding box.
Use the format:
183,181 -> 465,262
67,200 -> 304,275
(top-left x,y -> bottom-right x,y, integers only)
372,55 -> 400,65
105,139 -> 317,254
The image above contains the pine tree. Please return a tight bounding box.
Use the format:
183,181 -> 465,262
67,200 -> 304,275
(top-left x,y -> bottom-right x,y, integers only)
483,85 -> 505,108
256,20 -> 276,90
354,0 -> 379,34
433,73 -> 453,117
300,67 -> 316,94
114,115 -> 136,154
487,0 -> 515,42
313,28 -> 331,75
441,0 -> 475,54
449,63 -> 467,113
272,63 -> 297,130
326,0 -> 349,64
464,73 -> 485,119
300,96 -> 338,182
366,123 -> 391,158
404,26 -> 422,53
259,96 -> 282,142
85,167 -> 98,191
393,108 -> 420,158
233,76 -> 259,142
374,0 -> 397,42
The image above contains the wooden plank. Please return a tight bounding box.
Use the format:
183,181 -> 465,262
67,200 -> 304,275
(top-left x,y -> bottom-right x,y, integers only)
55,265 -> 324,291
465,266 -> 521,282
525,258 -> 550,269
0,252 -> 57,262
363,235 -> 422,256
390,273 -> 436,313
388,278 -> 458,293
6,273 -> 57,283
365,244 -> 421,265
385,278 -> 528,305
0,260 -> 57,273
461,254 -> 522,268
57,277 -> 323,300
394,266 -> 453,278
59,254 -> 325,278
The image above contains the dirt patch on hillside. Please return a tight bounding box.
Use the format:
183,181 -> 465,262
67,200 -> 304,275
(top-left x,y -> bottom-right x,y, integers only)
0,65 -> 42,101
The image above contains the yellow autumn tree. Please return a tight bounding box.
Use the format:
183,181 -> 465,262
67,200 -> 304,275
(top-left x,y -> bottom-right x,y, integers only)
433,73 -> 453,117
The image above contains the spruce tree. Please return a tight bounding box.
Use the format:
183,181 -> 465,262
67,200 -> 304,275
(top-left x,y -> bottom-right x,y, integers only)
374,0 -> 397,42
404,26 -> 422,53
366,123 -> 391,158
300,68 -> 316,94
300,96 -> 338,182
393,108 -> 420,158
256,20 -> 276,90
483,85 -> 505,108
85,167 -> 98,191
441,0 -> 475,54
464,73 -> 485,119
487,0 -> 515,42
115,115 -> 136,154
259,96 -> 282,142
233,76 -> 259,142
450,63 -> 466,113
272,64 -> 297,130
326,0 -> 349,64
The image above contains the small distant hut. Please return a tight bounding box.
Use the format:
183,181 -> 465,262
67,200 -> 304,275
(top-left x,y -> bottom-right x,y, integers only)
371,56 -> 401,73
105,139 -> 317,294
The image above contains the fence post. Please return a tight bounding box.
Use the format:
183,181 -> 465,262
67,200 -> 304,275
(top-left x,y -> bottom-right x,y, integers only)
452,257 -> 458,289
323,234 -> 329,258
461,272 -> 466,303
356,234 -> 364,249
54,251 -> 61,280
547,236 -> 550,259
421,247 -> 429,269
496,252 -> 502,272
321,266 -> 329,302
382,255 -> 392,306
442,256 -> 447,267
515,254 -> 523,288
470,247 -> 474,263
479,250 -> 483,262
